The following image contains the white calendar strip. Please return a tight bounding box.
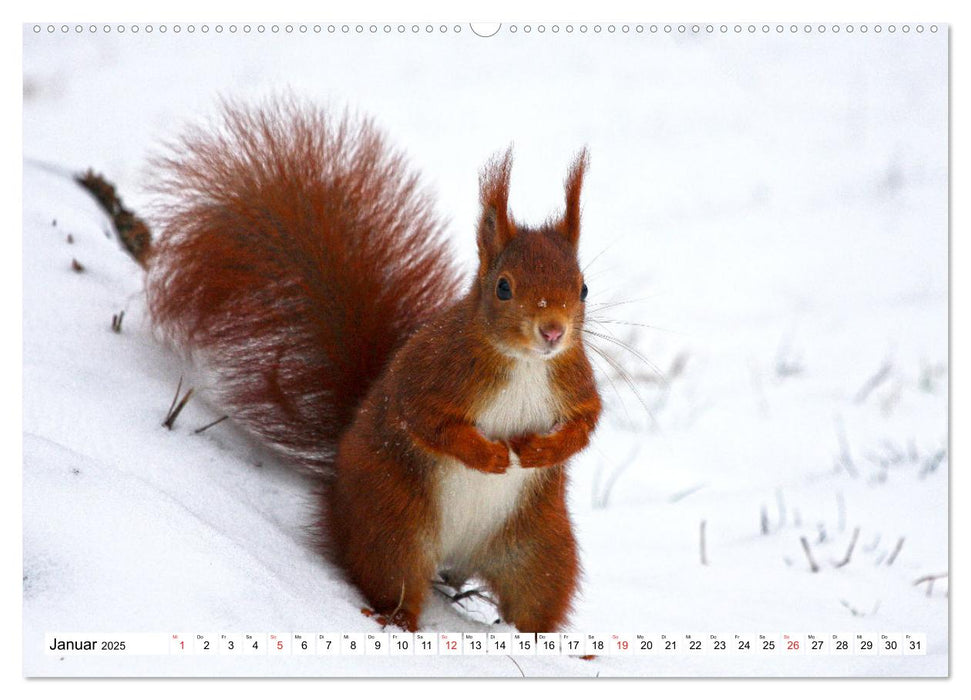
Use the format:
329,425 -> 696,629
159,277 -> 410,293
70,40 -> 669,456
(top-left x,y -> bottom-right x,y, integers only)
45,632 -> 927,656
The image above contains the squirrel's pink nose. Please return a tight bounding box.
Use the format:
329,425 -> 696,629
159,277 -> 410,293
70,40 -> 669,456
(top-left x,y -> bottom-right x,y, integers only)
540,323 -> 564,345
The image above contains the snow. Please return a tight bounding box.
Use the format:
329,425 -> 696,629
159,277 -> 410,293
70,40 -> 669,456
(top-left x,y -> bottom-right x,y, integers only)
22,24 -> 947,676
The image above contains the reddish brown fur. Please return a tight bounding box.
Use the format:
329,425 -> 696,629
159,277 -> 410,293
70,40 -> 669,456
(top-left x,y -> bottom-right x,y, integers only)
147,99 -> 601,632
558,148 -> 589,247
476,148 -> 517,273
146,98 -> 461,471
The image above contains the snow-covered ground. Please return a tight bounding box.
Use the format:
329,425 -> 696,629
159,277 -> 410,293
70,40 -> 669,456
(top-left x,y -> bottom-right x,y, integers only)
22,24 -> 948,676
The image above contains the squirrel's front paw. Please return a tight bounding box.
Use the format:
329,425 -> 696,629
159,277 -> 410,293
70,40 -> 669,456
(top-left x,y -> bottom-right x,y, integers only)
509,432 -> 559,469
468,441 -> 510,474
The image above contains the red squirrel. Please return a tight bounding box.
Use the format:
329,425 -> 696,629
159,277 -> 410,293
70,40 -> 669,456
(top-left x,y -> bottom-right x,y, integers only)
146,99 -> 602,633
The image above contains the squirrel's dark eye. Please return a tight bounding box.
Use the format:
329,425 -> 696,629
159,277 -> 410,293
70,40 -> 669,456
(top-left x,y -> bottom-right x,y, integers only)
580,282 -> 588,302
496,277 -> 513,301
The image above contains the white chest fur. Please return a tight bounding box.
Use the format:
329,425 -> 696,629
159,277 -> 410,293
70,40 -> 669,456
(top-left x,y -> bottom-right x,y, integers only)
436,358 -> 558,564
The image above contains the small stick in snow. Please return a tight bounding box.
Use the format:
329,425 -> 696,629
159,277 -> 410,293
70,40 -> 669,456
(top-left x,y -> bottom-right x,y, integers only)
364,582 -> 410,631
66,233 -> 73,244
885,537 -> 905,566
669,483 -> 706,503
834,418 -> 858,478
834,527 -> 860,568
800,536 -> 820,573
700,520 -> 708,566
111,310 -> 125,333
854,360 -> 892,403
431,580 -> 498,608
760,506 -> 769,535
162,376 -> 194,430
165,376 -> 184,422
451,588 -> 488,604
194,415 -> 229,435
913,573 -> 947,597
920,448 -> 946,478
431,584 -> 470,611
385,581 -> 407,627
71,258 -> 84,273
841,600 -> 863,617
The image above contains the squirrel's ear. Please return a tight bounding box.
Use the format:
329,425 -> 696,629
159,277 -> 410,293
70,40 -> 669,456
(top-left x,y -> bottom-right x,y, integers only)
477,147 -> 516,265
559,148 -> 589,248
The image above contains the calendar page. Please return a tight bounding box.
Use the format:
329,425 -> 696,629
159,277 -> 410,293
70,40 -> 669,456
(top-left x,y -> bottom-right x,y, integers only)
22,20 -> 948,678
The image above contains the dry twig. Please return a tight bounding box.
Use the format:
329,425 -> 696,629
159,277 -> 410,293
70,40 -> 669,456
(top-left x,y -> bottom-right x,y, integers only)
162,376 -> 194,430
834,418 -> 858,478
920,449 -> 946,478
886,537 -> 905,566
700,520 -> 708,566
194,415 -> 229,435
800,536 -> 819,573
834,527 -> 860,568
854,361 -> 892,403
913,573 -> 947,597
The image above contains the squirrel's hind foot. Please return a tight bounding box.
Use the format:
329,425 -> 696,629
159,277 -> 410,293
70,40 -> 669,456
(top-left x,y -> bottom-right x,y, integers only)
361,607 -> 419,632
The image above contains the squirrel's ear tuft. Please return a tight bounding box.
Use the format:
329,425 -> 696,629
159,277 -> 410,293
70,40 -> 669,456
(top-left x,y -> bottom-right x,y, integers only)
477,147 -> 516,265
559,148 -> 589,248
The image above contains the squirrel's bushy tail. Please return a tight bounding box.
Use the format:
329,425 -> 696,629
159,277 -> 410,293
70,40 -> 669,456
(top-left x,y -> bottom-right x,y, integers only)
146,98 -> 461,474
